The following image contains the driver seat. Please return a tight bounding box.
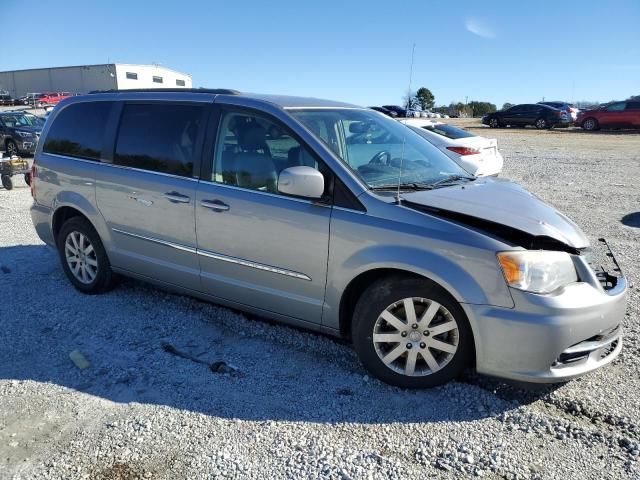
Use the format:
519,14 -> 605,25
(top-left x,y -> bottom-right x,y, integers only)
233,122 -> 278,193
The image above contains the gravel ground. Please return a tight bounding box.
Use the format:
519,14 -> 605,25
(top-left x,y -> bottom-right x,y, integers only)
0,128 -> 639,479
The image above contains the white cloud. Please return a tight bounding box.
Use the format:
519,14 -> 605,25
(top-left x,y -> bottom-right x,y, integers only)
465,18 -> 496,39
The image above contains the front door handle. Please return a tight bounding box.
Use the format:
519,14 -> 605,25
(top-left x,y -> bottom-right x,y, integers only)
201,199 -> 230,212
164,191 -> 191,204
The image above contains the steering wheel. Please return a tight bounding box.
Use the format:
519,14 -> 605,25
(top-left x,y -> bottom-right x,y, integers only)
369,151 -> 392,166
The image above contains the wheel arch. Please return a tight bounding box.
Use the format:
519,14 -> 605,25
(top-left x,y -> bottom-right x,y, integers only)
338,268 -> 478,367
338,267 -> 468,336
51,195 -> 110,251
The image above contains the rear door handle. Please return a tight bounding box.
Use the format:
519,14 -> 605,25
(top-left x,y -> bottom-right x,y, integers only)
201,199 -> 230,212
163,191 -> 191,204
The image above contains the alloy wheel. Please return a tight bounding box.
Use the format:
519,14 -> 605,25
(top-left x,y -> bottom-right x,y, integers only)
372,297 -> 459,377
536,118 -> 547,129
489,118 -> 499,128
583,119 -> 596,131
64,231 -> 98,284
6,141 -> 18,156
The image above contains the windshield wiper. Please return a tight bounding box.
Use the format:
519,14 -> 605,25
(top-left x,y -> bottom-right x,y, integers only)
370,175 -> 475,192
426,174 -> 476,188
370,183 -> 431,191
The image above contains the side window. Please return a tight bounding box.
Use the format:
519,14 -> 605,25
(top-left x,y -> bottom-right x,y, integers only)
114,103 -> 203,177
625,102 -> 640,111
606,102 -> 626,112
43,102 -> 112,161
212,111 -> 323,195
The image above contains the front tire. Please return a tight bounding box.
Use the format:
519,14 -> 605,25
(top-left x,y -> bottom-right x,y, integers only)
488,117 -> 500,128
1,175 -> 13,190
352,276 -> 473,388
5,140 -> 18,157
57,217 -> 116,294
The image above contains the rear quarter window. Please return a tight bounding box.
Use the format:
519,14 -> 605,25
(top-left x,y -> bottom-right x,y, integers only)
43,102 -> 112,161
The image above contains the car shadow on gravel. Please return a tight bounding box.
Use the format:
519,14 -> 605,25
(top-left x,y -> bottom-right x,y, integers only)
621,212 -> 640,228
1,244 -> 554,425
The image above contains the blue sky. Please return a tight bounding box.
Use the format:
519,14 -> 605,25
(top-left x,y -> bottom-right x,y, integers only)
3,0 -> 639,107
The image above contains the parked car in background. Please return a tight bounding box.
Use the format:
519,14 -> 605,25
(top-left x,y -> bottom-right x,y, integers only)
538,101 -> 580,122
36,92 -> 70,108
401,118 -> 504,176
369,106 -> 397,117
0,111 -> 43,156
19,93 -> 46,106
482,104 -> 568,129
577,101 -> 640,131
30,90 -> 626,388
382,105 -> 407,117
0,94 -> 15,106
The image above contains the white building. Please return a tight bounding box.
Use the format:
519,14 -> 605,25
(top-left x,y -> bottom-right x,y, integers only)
0,64 -> 192,97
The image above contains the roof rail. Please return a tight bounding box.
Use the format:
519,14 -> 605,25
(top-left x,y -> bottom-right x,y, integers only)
88,88 -> 240,95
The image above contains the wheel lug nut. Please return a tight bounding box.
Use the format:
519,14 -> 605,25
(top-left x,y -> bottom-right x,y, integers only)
401,331 -> 407,337
424,331 -> 430,337
406,343 -> 412,349
420,342 -> 426,348
412,323 -> 418,329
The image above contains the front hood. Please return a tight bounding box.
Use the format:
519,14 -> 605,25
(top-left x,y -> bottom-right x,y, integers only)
402,178 -> 589,249
14,127 -> 40,135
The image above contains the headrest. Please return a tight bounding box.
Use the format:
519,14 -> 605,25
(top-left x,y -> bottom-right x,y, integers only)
237,122 -> 266,151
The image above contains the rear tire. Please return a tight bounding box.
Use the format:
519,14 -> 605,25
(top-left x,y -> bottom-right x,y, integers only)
535,117 -> 548,129
1,175 -> 13,190
352,275 -> 473,388
57,217 -> 116,294
24,172 -> 31,186
582,118 -> 599,131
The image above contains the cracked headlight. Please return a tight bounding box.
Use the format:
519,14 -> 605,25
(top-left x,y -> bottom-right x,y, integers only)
497,251 -> 578,294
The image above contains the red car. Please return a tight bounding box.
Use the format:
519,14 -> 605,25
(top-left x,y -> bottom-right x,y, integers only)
36,92 -> 70,107
578,100 -> 640,131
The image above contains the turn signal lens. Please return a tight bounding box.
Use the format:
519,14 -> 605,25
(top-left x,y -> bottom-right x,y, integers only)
497,251 -> 578,294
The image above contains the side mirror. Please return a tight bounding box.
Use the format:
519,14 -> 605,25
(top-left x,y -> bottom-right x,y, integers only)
278,166 -> 324,199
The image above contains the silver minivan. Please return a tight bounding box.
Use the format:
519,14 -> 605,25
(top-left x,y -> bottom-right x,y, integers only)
30,89 -> 627,388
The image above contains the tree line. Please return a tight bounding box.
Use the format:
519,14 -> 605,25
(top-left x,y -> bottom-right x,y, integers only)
403,88 -> 640,117
404,87 -> 497,117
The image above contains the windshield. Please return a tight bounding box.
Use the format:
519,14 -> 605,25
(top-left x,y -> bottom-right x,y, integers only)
0,114 -> 42,128
290,109 -> 469,189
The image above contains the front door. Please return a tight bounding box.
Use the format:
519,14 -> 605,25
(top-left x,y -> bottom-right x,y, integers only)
195,108 -> 332,324
96,101 -> 207,290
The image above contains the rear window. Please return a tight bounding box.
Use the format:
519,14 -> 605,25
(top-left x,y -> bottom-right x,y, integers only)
43,102 -> 112,161
423,124 -> 475,139
114,103 -> 204,177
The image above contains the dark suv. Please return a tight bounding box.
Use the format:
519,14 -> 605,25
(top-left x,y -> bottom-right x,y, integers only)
0,111 -> 44,156
482,104 -> 568,129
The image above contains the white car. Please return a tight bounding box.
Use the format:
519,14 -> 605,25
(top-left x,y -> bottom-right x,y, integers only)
400,118 -> 504,176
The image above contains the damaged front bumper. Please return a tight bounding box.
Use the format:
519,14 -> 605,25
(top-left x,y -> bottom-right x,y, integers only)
464,239 -> 627,384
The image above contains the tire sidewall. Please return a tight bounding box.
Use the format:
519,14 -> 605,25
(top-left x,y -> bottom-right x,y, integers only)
1,175 -> 13,190
352,276 -> 473,388
57,217 -> 113,294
